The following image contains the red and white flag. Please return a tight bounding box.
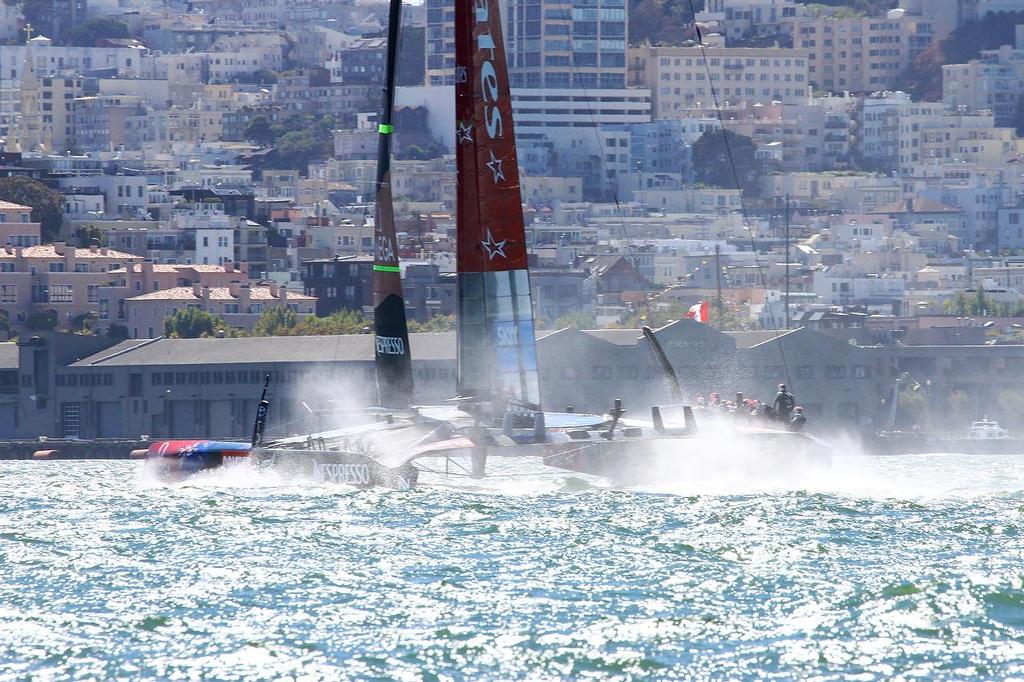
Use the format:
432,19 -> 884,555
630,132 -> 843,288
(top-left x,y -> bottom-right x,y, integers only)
685,301 -> 709,323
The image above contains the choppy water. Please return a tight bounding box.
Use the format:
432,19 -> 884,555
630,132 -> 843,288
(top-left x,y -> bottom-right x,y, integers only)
2,454 -> 1024,680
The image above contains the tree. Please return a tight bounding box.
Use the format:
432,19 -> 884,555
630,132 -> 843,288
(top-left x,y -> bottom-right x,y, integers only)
74,224 -> 104,247
691,129 -> 762,197
26,309 -> 57,331
269,122 -> 335,173
396,25 -> 425,87
252,306 -> 300,336
0,176 -> 64,242
243,115 -> 277,147
64,17 -> 130,47
164,308 -> 227,339
628,0 -> 702,46
899,10 -> 1024,102
408,314 -> 457,333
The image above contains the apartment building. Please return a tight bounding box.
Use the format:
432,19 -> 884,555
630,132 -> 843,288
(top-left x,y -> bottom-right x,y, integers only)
0,243 -> 141,329
628,45 -> 809,117
0,202 -> 39,249
696,0 -> 799,43
943,44 -> 1024,127
792,13 -> 907,94
124,281 -> 316,339
426,0 -> 627,89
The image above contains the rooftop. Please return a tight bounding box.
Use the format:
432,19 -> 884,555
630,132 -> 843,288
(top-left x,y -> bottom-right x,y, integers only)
72,333 -> 458,367
127,286 -> 315,302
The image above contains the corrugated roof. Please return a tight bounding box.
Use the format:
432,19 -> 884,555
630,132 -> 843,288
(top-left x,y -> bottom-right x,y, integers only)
71,333 -> 459,367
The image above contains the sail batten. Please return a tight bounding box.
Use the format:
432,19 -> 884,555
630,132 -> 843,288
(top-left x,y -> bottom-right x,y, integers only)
454,0 -> 541,410
373,0 -> 414,408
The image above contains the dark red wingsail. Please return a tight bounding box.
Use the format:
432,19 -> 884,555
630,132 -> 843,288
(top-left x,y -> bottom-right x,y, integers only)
454,0 -> 541,409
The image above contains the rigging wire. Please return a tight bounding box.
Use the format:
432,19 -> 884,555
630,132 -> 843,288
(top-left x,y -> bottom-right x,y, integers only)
684,0 -> 791,388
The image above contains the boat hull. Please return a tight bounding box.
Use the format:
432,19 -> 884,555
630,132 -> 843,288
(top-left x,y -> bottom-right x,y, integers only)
144,440 -> 252,481
250,447 -> 418,490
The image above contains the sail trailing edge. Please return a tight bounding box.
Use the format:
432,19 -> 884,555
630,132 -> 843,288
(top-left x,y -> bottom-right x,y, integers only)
373,0 -> 414,408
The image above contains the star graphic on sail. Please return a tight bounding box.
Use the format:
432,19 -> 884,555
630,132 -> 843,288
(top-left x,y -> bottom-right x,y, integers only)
486,150 -> 505,184
456,121 -> 474,144
480,228 -> 507,260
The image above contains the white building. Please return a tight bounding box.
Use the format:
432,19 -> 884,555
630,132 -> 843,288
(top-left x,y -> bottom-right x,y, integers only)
628,44 -> 810,116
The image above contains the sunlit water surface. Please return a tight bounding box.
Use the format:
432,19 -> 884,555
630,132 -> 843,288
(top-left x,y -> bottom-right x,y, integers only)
3,454 -> 1024,680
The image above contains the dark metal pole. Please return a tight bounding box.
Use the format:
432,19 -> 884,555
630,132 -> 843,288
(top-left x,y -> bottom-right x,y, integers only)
782,192 -> 790,329
714,242 -> 722,306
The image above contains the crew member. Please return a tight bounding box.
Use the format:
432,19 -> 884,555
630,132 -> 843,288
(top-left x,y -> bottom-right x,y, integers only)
774,383 -> 795,423
789,406 -> 806,432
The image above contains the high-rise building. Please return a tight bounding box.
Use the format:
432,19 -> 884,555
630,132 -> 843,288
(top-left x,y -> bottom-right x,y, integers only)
425,0 -> 627,89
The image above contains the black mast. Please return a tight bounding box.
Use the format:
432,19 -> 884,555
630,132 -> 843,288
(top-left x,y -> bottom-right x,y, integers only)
372,0 -> 414,407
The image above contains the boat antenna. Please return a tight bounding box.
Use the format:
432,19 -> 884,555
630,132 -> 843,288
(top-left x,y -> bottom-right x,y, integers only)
685,0 -> 791,388
251,374 -> 270,447
372,0 -> 415,408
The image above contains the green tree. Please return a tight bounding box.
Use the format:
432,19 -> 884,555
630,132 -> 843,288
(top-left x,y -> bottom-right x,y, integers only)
164,307 -> 227,338
26,309 -> 57,331
271,129 -> 333,173
900,10 -> 1024,102
252,306 -> 299,336
691,129 -> 762,197
0,176 -> 64,242
243,115 -> 277,147
74,223 -> 104,247
945,290 -> 969,316
628,0 -> 702,46
64,17 -> 130,46
408,314 -> 457,332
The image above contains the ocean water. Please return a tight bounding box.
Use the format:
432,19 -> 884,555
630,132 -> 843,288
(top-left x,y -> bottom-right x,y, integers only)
2,454 -> 1024,680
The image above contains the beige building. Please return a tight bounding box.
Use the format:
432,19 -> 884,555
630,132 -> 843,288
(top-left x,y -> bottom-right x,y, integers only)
792,14 -> 908,94
0,201 -> 40,247
124,282 -> 317,339
0,243 -> 141,330
943,45 -> 1024,126
628,45 -> 809,116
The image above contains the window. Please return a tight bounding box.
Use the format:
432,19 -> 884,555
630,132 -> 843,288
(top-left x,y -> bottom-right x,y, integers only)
50,285 -> 73,303
825,365 -> 846,379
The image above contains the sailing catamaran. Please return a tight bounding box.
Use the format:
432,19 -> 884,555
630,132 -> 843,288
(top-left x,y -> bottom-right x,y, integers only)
145,0 -> 828,487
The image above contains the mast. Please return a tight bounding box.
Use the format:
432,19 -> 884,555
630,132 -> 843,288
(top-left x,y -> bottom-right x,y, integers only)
454,0 -> 541,410
372,0 -> 414,408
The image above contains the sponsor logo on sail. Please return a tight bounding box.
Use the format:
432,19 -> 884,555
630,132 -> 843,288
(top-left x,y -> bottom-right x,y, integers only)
312,459 -> 372,486
376,336 -> 406,355
495,321 -> 518,347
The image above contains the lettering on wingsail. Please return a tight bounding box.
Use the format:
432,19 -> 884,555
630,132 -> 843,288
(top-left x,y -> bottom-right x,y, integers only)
495,322 -> 519,347
376,336 -> 406,355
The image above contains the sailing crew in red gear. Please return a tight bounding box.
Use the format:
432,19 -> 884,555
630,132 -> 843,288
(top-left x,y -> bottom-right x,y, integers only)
774,383 -> 795,424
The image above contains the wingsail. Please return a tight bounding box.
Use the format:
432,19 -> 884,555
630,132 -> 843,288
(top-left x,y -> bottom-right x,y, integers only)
454,0 -> 541,410
373,0 -> 415,408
